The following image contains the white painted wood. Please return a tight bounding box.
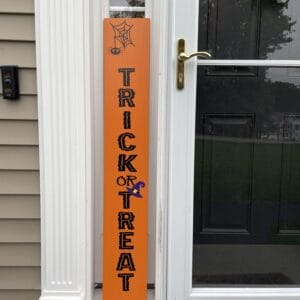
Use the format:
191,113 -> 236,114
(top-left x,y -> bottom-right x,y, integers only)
145,0 -> 150,18
196,59 -> 300,66
165,0 -> 199,299
93,0 -> 104,296
150,0 -> 171,299
35,0 -> 94,299
103,0 -> 110,19
167,1 -> 300,300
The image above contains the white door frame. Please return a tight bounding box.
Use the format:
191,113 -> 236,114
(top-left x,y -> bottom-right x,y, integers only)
166,0 -> 300,299
36,0 -> 171,299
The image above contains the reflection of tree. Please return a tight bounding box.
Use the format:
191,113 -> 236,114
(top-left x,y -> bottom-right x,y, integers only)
193,1 -> 300,264
110,0 -> 145,18
260,0 -> 296,58
197,0 -> 299,141
198,75 -> 300,140
127,0 -> 145,6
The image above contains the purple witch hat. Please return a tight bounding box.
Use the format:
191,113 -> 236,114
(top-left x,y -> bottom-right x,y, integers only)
126,181 -> 145,198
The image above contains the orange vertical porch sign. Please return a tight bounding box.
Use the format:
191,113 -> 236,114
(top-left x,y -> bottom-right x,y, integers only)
103,18 -> 150,299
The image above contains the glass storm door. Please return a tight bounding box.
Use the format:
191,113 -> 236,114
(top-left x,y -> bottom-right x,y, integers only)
167,0 -> 300,299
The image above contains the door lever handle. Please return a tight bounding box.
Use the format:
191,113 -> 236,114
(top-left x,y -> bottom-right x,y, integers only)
178,51 -> 212,62
177,39 -> 212,90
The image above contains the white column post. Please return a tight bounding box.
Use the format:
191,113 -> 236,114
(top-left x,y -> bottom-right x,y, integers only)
35,0 -> 94,299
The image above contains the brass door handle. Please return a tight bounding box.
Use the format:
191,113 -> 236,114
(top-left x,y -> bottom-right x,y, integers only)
177,39 -> 212,90
178,51 -> 212,62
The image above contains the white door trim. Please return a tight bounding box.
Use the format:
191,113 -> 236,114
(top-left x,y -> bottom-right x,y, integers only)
166,0 -> 200,299
151,0 -> 172,298
166,0 -> 300,299
197,60 -> 300,66
35,0 -> 95,299
36,0 -> 173,299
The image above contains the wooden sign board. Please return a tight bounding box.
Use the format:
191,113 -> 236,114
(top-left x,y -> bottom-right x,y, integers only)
103,18 -> 150,300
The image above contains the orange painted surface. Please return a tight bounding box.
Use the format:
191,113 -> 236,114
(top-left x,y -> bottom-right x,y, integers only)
103,18 -> 150,299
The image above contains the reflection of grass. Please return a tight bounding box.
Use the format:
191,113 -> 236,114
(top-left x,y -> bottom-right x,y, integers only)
194,137 -> 300,202
194,137 -> 300,233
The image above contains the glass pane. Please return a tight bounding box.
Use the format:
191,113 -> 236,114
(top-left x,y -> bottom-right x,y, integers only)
110,0 -> 145,7
198,0 -> 300,60
109,11 -> 145,18
194,3 -> 300,286
193,66 -> 300,286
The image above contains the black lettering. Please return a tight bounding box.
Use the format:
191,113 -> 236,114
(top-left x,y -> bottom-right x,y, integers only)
123,111 -> 131,129
118,154 -> 137,172
119,232 -> 134,250
118,273 -> 134,291
116,176 -> 127,186
118,68 -> 135,86
118,191 -> 132,209
118,133 -> 136,151
117,253 -> 136,271
126,175 -> 137,186
117,175 -> 136,187
118,212 -> 135,229
119,88 -> 135,107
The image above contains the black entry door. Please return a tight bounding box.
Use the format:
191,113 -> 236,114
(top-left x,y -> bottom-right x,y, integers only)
193,0 -> 300,245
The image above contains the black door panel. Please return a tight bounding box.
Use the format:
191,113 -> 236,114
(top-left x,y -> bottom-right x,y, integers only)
194,0 -> 300,245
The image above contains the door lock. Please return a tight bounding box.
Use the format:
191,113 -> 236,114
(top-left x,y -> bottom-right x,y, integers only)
177,39 -> 212,90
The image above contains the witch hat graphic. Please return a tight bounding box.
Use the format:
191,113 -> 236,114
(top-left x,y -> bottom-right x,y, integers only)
127,181 -> 145,198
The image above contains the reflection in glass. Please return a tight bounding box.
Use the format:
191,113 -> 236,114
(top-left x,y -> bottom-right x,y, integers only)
193,0 -> 300,288
110,11 -> 144,18
109,0 -> 145,18
110,0 -> 145,7
198,0 -> 300,60
193,67 -> 300,286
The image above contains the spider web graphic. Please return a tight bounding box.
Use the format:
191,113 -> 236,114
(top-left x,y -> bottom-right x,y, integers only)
110,21 -> 134,55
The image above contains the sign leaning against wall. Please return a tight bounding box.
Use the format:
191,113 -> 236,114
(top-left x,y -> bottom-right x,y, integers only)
103,18 -> 150,300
